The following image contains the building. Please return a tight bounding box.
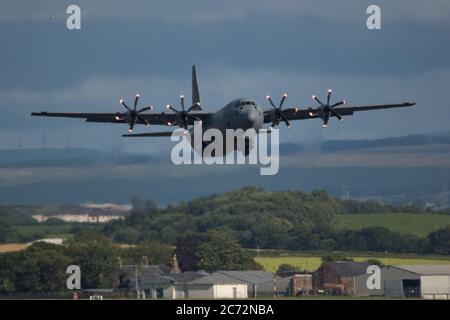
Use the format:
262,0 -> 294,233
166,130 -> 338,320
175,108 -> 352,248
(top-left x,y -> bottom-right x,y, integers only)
382,265 -> 450,299
289,274 -> 313,296
116,261 -> 296,299
117,264 -> 208,299
187,273 -> 248,299
31,238 -> 64,245
215,270 -> 290,297
313,261 -> 372,296
313,262 -> 450,299
162,272 -> 210,299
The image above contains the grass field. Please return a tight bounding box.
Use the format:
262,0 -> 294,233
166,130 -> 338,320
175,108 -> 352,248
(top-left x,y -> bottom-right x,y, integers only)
334,213 -> 450,237
255,255 -> 450,272
14,224 -> 76,238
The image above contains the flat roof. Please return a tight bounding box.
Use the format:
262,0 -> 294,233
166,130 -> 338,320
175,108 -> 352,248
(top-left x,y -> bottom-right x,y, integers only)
395,265 -> 450,275
218,271 -> 279,285
188,273 -> 247,285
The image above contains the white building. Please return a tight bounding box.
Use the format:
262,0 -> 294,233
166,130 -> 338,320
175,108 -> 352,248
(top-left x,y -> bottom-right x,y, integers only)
382,264 -> 450,299
187,273 -> 248,299
216,270 -> 290,297
31,238 -> 64,245
394,265 -> 450,299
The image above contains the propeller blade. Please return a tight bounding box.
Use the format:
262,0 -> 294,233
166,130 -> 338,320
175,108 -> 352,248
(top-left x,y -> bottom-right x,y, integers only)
120,99 -> 131,111
280,113 -> 291,128
266,96 -> 277,109
179,114 -> 188,129
322,113 -> 330,127
166,104 -> 178,113
191,102 -> 202,111
312,95 -> 324,106
330,109 -> 343,122
279,93 -> 288,109
134,94 -> 140,110
187,103 -> 201,113
331,100 -> 345,108
327,89 -> 332,105
180,95 -> 185,112
137,115 -> 150,127
138,106 -> 153,113
271,118 -> 278,128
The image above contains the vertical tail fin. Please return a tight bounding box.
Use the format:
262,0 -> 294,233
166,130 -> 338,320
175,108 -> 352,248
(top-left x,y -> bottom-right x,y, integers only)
192,65 -> 201,109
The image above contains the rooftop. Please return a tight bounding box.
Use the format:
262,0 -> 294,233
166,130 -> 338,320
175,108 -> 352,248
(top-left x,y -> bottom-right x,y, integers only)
118,265 -> 209,289
169,271 -> 209,284
395,264 -> 450,275
188,272 -> 248,285
218,270 -> 278,285
325,261 -> 370,277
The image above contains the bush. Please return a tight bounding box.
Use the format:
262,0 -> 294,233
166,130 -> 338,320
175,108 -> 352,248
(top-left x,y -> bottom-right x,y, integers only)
427,225 -> 450,255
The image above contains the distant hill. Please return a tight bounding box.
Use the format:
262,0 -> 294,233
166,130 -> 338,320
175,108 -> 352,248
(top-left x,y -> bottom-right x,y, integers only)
0,148 -> 161,168
2,131 -> 450,167
281,130 -> 450,155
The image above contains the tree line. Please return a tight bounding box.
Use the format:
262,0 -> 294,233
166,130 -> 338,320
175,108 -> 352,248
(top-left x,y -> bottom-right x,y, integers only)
103,187 -> 449,255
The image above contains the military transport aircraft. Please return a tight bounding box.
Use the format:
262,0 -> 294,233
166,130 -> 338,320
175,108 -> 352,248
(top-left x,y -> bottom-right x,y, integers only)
32,65 -> 415,154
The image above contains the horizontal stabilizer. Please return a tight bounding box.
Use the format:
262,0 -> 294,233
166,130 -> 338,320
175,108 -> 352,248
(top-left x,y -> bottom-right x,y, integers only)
122,130 -> 188,138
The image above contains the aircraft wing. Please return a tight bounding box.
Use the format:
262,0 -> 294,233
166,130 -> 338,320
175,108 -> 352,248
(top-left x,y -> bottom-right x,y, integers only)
31,111 -> 211,126
264,102 -> 416,123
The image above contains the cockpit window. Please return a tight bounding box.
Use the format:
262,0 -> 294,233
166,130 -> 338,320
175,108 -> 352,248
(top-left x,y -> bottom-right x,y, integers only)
238,101 -> 256,107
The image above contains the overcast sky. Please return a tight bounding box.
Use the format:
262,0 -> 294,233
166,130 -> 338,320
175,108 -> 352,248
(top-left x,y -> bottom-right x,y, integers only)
1,0 -> 449,153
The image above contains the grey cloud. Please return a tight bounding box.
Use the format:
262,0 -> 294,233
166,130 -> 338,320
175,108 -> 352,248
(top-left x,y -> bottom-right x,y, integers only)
0,76 -> 184,111
1,0 -> 450,24
1,1 -> 449,93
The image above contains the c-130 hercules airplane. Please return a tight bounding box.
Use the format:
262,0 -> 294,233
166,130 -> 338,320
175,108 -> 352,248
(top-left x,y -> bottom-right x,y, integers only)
32,65 -> 415,155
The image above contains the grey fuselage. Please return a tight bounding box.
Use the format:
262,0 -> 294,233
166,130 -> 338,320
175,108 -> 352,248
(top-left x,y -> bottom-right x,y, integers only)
205,98 -> 264,132
188,98 -> 265,155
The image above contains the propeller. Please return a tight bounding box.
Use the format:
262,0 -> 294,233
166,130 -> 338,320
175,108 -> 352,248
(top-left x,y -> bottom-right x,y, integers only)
166,94 -> 202,129
311,89 -> 345,127
117,94 -> 153,132
266,93 -> 291,129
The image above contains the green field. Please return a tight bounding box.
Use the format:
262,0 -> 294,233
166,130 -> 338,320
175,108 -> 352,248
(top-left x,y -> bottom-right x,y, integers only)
334,213 -> 450,237
255,255 -> 450,272
14,224 -> 76,238
254,213 -> 450,273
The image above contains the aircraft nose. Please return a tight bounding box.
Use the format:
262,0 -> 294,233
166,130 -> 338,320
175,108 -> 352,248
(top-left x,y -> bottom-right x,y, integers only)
247,108 -> 259,122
